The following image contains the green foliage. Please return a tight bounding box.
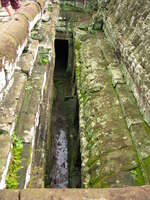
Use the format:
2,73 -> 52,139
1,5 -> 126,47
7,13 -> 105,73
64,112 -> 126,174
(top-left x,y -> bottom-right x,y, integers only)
75,40 -> 81,51
48,4 -> 52,12
6,133 -> 23,189
40,54 -> 49,65
61,3 -> 85,13
39,47 -> 49,65
130,167 -> 145,186
25,84 -> 32,91
31,31 -> 43,42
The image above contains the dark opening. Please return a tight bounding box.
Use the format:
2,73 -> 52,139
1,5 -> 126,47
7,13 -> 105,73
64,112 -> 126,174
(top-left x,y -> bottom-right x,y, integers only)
54,39 -> 69,76
45,38 -> 81,188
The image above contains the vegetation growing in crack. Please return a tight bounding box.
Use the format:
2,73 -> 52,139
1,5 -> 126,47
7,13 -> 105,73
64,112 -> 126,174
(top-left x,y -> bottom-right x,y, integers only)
6,133 -> 23,189
39,47 -> 49,65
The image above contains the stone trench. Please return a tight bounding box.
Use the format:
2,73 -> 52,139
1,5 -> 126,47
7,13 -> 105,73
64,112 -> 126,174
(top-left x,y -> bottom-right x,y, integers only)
0,0 -> 150,199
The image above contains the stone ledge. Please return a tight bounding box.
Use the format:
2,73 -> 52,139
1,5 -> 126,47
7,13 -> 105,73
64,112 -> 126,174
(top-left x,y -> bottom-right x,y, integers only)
1,187 -> 150,200
0,0 -> 46,96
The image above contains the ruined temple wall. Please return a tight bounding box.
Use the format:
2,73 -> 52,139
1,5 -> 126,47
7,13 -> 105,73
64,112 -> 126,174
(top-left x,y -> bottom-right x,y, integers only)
97,0 -> 150,125
0,1 -> 59,189
0,0 -> 45,101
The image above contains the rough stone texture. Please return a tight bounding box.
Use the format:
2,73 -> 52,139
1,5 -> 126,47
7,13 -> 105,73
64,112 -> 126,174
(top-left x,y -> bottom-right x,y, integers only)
0,190 -> 19,200
0,71 -> 27,188
28,3 -> 59,188
1,187 -> 150,200
14,48 -> 47,188
0,187 -> 149,199
20,187 -> 150,200
0,0 -> 46,99
75,29 -> 150,187
0,72 -> 27,135
0,0 -> 47,189
75,33 -> 135,187
0,135 -> 10,183
96,0 -> 150,126
18,39 -> 39,76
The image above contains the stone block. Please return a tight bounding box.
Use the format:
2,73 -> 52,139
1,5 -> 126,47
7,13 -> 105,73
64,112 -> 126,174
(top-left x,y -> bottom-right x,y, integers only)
116,84 -> 143,128
0,190 -> 19,200
18,2 -> 40,23
0,68 -> 6,94
130,123 -> 150,160
28,40 -> 39,62
0,71 -> 27,135
108,63 -> 124,87
19,53 -> 34,76
0,135 -> 10,189
20,187 -> 150,200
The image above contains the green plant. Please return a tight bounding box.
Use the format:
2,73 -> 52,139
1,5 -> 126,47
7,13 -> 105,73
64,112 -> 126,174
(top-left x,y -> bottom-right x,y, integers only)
48,4 -> 52,12
6,133 -> 23,189
40,54 -> 49,65
25,85 -> 32,91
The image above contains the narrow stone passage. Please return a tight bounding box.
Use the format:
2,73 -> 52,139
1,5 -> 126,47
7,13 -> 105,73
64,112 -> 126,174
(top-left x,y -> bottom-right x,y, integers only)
46,38 -> 81,188
50,39 -> 69,188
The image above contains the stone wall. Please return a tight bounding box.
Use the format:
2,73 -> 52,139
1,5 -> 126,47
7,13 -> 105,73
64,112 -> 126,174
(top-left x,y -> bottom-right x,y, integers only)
74,0 -> 150,188
97,0 -> 150,126
0,1 -> 59,189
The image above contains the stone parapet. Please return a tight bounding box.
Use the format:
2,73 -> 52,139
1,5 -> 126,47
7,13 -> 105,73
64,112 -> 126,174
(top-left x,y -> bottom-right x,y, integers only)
0,0 -> 46,101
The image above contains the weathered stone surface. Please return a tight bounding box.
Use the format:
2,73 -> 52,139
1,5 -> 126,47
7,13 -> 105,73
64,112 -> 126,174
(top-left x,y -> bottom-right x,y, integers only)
0,71 -> 27,134
108,63 -> 124,87
0,68 -> 6,99
116,84 -> 143,128
28,4 -> 59,188
97,0 -> 150,126
0,187 -> 149,200
0,135 -> 10,185
28,40 -> 39,61
4,15 -> 29,46
19,53 -> 34,75
0,0 -> 46,96
19,39 -> 39,76
130,123 -> 150,160
19,187 -> 150,200
18,2 -> 40,23
75,33 -> 142,187
14,46 -> 48,188
0,190 -> 19,200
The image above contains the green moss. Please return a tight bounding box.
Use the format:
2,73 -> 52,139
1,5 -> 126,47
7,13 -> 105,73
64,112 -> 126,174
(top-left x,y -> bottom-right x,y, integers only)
6,133 -> 23,189
130,167 -> 145,186
88,176 -> 102,188
39,47 -> 49,65
48,4 -> 52,12
61,3 -> 85,13
142,156 -> 150,183
31,30 -> 43,42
